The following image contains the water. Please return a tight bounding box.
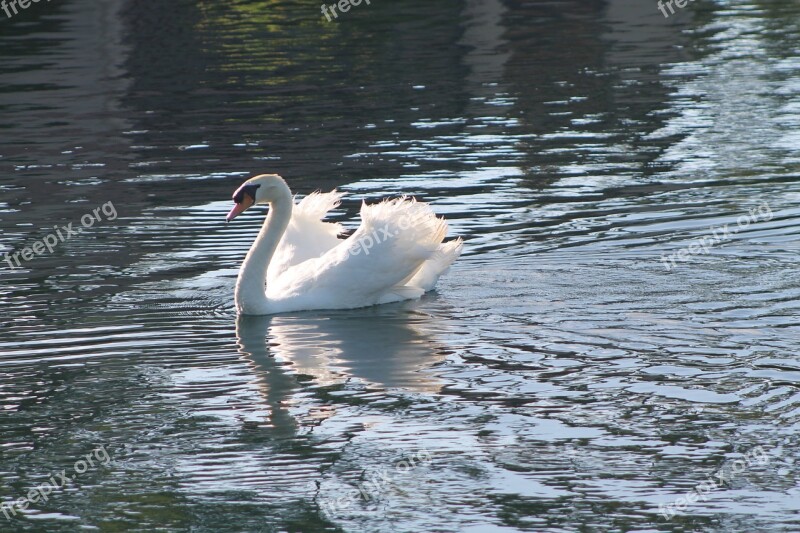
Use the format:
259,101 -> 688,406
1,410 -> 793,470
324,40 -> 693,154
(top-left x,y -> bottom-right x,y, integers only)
1,0 -> 799,531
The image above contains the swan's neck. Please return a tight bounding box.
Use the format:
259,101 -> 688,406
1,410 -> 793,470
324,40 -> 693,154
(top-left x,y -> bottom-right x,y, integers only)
235,192 -> 292,314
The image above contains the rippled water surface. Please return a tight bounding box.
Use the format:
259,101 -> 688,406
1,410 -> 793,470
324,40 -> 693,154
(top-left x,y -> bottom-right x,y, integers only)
2,0 -> 800,531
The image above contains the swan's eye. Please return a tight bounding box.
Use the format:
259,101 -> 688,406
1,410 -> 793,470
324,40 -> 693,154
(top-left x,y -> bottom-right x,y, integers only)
233,183 -> 261,204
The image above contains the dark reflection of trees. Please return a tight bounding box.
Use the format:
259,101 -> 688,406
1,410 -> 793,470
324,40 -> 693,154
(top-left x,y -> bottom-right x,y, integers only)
501,0 -> 693,192
120,0 -> 468,203
116,0 -> 697,208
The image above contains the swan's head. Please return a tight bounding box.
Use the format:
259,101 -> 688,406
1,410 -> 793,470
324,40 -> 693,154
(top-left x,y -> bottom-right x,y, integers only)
226,174 -> 289,222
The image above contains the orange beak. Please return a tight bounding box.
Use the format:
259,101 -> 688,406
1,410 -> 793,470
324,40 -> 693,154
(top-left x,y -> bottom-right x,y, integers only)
226,181 -> 262,222
226,195 -> 255,222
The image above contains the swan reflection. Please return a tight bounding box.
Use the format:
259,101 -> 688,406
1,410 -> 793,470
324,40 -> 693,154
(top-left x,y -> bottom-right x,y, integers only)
235,303 -> 448,423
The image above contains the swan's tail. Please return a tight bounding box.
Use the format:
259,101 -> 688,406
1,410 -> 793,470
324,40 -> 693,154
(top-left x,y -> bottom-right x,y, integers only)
406,237 -> 463,292
359,196 -> 463,294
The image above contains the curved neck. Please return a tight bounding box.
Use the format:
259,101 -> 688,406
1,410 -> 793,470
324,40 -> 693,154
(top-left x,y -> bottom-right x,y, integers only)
235,191 -> 292,314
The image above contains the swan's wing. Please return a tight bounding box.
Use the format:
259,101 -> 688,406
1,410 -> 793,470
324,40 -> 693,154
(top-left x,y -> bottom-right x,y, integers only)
267,190 -> 345,284
269,197 -> 450,309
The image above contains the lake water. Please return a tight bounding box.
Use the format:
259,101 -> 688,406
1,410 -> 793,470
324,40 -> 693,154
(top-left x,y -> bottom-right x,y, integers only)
1,0 -> 799,531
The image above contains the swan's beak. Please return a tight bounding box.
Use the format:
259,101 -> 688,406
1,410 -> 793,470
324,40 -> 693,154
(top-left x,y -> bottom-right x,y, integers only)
226,196 -> 254,222
227,181 -> 262,222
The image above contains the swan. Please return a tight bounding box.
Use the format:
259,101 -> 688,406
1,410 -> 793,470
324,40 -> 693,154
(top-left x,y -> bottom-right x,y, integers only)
226,174 -> 463,315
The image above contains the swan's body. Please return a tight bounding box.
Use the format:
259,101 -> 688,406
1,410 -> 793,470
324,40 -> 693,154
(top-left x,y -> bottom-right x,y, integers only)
227,174 -> 462,315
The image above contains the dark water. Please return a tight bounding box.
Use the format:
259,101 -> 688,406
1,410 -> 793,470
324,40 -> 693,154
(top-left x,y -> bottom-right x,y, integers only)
1,0 -> 800,531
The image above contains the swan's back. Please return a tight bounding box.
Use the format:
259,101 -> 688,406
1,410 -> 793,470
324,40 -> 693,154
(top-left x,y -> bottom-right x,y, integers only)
267,195 -> 462,312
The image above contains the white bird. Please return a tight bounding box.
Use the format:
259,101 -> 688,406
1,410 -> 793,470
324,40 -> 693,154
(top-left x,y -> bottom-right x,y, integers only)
226,174 -> 463,315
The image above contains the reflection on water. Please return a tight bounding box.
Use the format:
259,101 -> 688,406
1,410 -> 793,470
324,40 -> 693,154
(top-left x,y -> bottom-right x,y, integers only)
232,307 -> 447,438
1,0 -> 800,531
262,308 -> 446,392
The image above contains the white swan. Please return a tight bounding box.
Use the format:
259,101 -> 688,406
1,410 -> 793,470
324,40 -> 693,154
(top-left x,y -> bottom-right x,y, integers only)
226,174 -> 463,315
